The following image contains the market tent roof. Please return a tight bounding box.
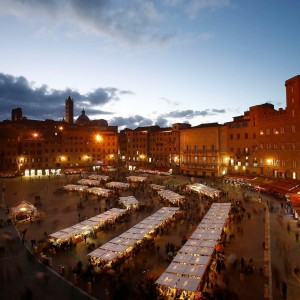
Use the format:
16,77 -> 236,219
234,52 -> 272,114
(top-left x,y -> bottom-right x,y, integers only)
126,176 -> 147,182
63,184 -> 89,191
155,273 -> 181,288
186,183 -> 221,198
157,189 -> 185,205
190,255 -> 210,266
182,264 -> 206,278
86,187 -> 112,196
166,262 -> 187,275
119,196 -> 140,209
106,181 -> 130,189
77,179 -> 101,186
49,207 -> 126,243
156,203 -> 231,293
88,175 -> 110,182
149,184 -> 166,190
11,200 -> 37,214
88,248 -> 106,258
173,253 -> 192,264
88,207 -> 179,264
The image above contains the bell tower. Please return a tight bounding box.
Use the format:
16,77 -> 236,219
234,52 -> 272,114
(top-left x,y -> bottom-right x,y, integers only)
65,96 -> 74,125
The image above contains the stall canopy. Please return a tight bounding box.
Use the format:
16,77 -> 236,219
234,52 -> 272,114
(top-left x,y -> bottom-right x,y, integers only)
77,179 -> 102,186
157,190 -> 185,206
149,184 -> 166,191
49,208 -> 126,244
106,181 -> 130,190
88,175 -> 110,182
11,200 -> 37,220
88,207 -> 179,265
86,187 -> 112,197
156,203 -> 231,295
186,183 -> 221,198
63,184 -> 89,192
119,196 -> 140,210
126,176 -> 147,183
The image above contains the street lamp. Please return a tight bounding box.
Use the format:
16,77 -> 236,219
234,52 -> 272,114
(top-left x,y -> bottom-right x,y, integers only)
95,134 -> 102,142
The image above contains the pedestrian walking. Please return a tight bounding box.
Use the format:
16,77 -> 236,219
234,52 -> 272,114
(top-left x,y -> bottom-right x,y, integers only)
282,281 -> 287,299
296,232 -> 299,242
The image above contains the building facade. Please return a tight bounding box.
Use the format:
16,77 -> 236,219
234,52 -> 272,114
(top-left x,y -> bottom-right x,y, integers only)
1,75 -> 300,180
180,123 -> 228,177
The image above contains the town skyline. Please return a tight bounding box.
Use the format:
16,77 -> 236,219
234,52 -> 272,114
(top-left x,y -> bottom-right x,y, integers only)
1,1 -> 300,129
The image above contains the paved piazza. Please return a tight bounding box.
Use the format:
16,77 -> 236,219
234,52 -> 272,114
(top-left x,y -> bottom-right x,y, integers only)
1,173 -> 300,300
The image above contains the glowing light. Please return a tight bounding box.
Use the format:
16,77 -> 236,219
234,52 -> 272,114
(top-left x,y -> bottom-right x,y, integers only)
96,134 -> 102,142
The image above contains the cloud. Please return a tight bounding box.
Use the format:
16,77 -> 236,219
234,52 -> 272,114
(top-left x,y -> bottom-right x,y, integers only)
185,0 -> 231,19
0,73 -> 130,120
162,108 -> 226,119
160,97 -> 180,106
154,117 -> 170,128
0,0 -> 230,47
109,115 -> 154,129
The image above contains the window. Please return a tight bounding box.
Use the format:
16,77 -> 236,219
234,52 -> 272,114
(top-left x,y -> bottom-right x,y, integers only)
245,133 -> 248,139
293,161 -> 297,168
292,125 -> 296,133
243,122 -> 248,127
237,134 -> 240,140
236,123 -> 241,128
230,134 -> 233,140
202,145 -> 206,150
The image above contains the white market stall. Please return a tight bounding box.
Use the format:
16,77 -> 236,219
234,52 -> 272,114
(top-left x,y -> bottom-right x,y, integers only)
106,181 -> 130,191
63,184 -> 89,192
49,208 -> 126,246
157,189 -> 185,206
119,196 -> 140,210
149,184 -> 166,191
86,187 -> 112,198
186,183 -> 221,198
11,200 -> 37,221
88,207 -> 179,267
126,176 -> 147,183
156,203 -> 231,299
77,179 -> 102,186
88,174 -> 110,182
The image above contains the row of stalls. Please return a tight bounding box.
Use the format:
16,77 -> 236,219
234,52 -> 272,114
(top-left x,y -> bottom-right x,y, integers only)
48,208 -> 127,247
63,184 -> 113,198
155,203 -> 231,300
88,207 -> 179,268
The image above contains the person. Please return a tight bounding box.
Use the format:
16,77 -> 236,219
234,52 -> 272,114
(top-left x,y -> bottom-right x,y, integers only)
282,281 -> 287,299
296,232 -> 299,242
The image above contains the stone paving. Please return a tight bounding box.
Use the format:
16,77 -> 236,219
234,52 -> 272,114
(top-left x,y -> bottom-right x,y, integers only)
0,174 -> 300,299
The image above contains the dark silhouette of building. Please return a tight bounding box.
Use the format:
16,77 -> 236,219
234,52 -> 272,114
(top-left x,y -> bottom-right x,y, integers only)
11,108 -> 22,121
65,96 -> 74,125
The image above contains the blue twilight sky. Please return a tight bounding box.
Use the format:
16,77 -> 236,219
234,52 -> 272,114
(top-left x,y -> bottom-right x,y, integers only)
0,0 -> 299,130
